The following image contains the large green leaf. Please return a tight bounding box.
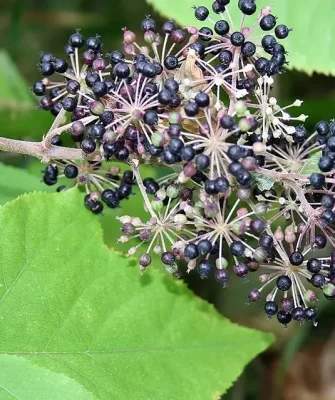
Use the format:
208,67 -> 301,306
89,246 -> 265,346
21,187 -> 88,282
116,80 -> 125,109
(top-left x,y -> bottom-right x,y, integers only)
0,49 -> 34,107
146,0 -> 335,76
0,355 -> 95,400
0,189 -> 273,400
0,162 -> 54,205
0,49 -> 54,139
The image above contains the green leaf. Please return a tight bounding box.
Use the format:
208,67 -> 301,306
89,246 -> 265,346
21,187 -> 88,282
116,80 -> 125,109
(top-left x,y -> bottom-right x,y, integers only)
0,189 -> 273,400
0,110 -> 54,140
0,49 -> 54,140
252,172 -> 276,192
0,355 -> 95,400
0,162 -> 54,205
299,151 -> 322,175
146,0 -> 335,76
0,49 -> 34,108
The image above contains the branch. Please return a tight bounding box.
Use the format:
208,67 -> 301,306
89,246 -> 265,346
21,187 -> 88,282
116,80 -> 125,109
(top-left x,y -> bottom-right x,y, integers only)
0,137 -> 101,162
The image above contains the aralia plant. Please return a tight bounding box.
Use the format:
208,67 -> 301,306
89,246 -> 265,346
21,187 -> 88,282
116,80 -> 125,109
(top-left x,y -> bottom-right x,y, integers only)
1,0 -> 335,326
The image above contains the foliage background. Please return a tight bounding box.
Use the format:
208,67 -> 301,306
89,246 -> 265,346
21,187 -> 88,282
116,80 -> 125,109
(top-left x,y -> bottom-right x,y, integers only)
1,0 -> 335,399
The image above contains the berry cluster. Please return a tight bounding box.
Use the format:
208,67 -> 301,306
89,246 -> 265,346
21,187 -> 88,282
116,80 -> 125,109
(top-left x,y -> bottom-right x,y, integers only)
31,1 -> 335,325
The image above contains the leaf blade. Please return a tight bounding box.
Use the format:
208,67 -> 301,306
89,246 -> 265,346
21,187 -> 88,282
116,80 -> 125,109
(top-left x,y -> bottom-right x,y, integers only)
0,189 -> 274,399
146,0 -> 335,76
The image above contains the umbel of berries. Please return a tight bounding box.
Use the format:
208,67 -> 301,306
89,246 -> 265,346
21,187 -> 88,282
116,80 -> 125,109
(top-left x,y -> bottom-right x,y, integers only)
24,1 -> 334,326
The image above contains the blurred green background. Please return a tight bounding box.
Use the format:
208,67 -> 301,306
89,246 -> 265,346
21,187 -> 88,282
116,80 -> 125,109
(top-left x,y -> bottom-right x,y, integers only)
1,1 -> 335,399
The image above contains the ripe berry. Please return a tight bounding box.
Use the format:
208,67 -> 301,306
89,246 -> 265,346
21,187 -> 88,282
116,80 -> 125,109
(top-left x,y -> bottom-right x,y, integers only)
142,63 -> 157,78
321,209 -> 335,225
261,35 -> 277,50
228,145 -> 243,161
167,125 -> 181,138
316,120 -> 330,135
44,164 -> 58,179
164,79 -> 179,93
264,301 -> 278,316
197,239 -> 212,255
40,52 -> 54,63
230,32 -> 245,47
194,5 -> 209,21
168,138 -> 184,155
236,170 -> 251,186
307,258 -> 322,274
277,310 -> 292,325
81,138 -> 96,154
249,219 -> 266,234
53,58 -> 68,73
276,276 -> 292,291
220,115 -> 234,129
275,24 -> 290,39
86,36 -> 101,51
215,269 -> 229,286
66,80 -> 80,95
195,154 -> 210,170
195,92 -> 210,107
293,126 -> 308,143
304,307 -> 317,321
143,178 -> 159,194
181,146 -> 195,161
143,110 -> 158,126
82,50 -> 96,66
314,235 -> 327,249
198,260 -> 213,279
184,244 -> 199,260
62,97 -> 77,112
199,27 -> 213,41
327,136 -> 335,151
228,162 -> 244,176
205,179 -> 218,195
289,252 -> 304,266
161,251 -> 175,265
184,101 -> 199,117
162,20 -> 176,34
116,147 -> 129,161
238,0 -> 256,15
230,241 -> 245,257
64,165 -> 78,179
318,156 -> 333,172
260,15 -> 277,31
164,56 -> 179,70
309,172 -> 325,189
291,307 -> 305,322
92,81 -> 108,98
69,32 -> 84,48
51,135 -> 62,146
117,184 -> 132,200
33,81 -> 46,96
141,17 -> 156,32
219,50 -> 233,65
255,58 -> 269,74
212,0 -> 225,13
321,194 -> 335,209
39,62 -> 54,76
43,175 -> 57,185
100,111 -> 114,126
113,63 -> 130,78
158,89 -> 173,105
215,177 -> 229,193
241,42 -> 256,57
214,20 -> 230,35
233,263 -> 248,278
310,273 -> 325,288
162,150 -> 177,164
